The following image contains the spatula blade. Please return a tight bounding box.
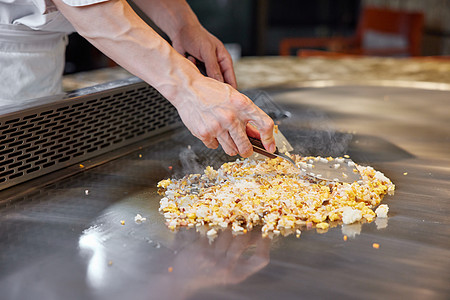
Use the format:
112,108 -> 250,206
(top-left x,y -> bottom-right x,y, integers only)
273,128 -> 294,153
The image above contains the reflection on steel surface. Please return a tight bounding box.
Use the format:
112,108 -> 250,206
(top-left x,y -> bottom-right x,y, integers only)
79,226 -> 108,289
77,223 -> 270,298
0,84 -> 449,299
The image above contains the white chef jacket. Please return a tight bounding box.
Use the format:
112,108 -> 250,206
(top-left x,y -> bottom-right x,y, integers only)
0,0 -> 109,105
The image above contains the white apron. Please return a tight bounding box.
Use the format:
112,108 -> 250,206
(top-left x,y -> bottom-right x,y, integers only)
0,24 -> 67,105
0,0 -> 108,105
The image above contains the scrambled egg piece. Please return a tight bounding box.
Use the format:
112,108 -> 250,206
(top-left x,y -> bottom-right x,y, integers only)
157,156 -> 394,236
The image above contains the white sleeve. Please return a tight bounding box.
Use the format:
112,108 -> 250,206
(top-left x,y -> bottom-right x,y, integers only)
59,0 -> 110,7
0,0 -> 111,32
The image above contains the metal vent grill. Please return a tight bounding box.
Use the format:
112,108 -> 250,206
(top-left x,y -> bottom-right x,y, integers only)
0,80 -> 181,190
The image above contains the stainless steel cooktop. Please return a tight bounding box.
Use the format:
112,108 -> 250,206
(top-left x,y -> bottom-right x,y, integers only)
1,83 -> 449,300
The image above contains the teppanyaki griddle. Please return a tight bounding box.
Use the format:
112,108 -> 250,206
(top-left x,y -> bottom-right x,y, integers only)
0,80 -> 449,300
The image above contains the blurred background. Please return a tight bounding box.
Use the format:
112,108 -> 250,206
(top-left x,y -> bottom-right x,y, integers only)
64,0 -> 450,74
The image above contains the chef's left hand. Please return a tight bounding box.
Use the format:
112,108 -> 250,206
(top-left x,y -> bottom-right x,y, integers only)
171,24 -> 237,89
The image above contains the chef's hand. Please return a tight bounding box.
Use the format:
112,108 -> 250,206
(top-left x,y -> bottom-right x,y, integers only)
53,0 -> 274,157
174,76 -> 275,158
172,25 -> 237,89
132,0 -> 237,88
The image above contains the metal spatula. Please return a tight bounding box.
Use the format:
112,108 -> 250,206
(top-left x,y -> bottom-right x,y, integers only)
248,135 -> 362,184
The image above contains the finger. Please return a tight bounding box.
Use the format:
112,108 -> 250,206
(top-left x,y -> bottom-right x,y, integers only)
217,48 -> 237,88
217,132 -> 238,156
228,125 -> 253,158
182,52 -> 198,66
203,48 -> 225,83
186,56 -> 196,64
236,95 -> 276,153
204,138 -> 219,149
246,123 -> 261,139
248,110 -> 276,153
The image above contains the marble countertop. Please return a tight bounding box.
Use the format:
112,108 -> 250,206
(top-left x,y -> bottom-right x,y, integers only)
234,56 -> 450,89
63,56 -> 450,92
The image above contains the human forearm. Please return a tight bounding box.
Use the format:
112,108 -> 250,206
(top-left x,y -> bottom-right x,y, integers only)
53,0 -> 275,157
131,0 -> 237,87
53,0 -> 201,104
131,0 -> 199,42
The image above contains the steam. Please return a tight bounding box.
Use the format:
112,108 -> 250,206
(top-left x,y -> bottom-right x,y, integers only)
178,145 -> 204,175
246,89 -> 352,157
287,107 -> 352,157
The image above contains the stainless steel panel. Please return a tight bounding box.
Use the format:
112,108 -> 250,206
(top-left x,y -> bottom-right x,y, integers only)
0,84 -> 449,299
0,78 -> 181,190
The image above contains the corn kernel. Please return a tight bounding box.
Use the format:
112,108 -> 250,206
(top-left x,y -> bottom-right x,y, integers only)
316,222 -> 329,230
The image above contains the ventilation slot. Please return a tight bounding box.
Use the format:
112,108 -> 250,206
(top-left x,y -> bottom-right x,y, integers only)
0,80 -> 181,190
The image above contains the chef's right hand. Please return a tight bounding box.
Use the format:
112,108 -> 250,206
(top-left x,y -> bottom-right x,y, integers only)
173,75 -> 275,158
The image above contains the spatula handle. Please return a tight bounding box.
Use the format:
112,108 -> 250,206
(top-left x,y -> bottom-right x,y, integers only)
248,136 -> 278,158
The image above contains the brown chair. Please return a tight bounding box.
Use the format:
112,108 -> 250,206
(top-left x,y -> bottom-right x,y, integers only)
279,6 -> 425,57
297,49 -> 361,58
